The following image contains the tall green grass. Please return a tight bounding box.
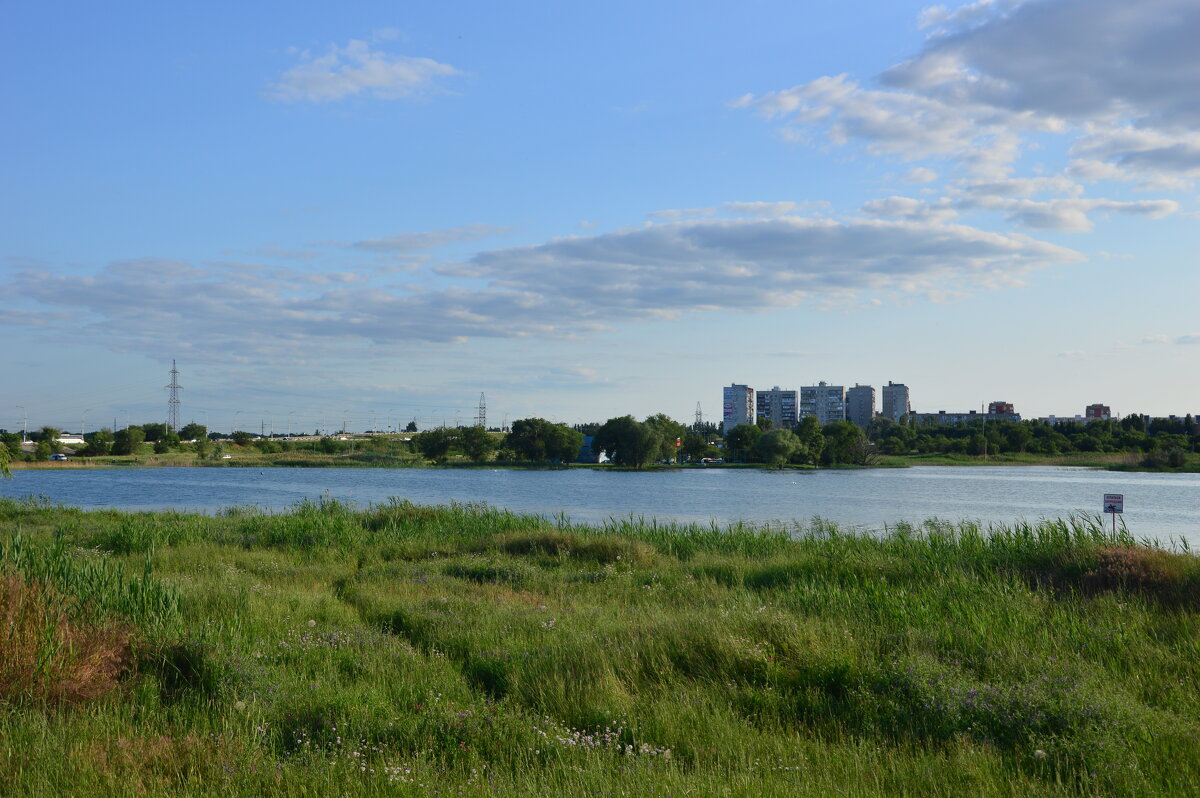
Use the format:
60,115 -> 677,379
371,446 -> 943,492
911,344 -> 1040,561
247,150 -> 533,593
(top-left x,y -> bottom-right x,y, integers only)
0,496 -> 1197,796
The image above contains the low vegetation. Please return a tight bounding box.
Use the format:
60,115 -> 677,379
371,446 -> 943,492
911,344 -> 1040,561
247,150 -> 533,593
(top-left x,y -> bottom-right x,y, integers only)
1,497 -> 1198,796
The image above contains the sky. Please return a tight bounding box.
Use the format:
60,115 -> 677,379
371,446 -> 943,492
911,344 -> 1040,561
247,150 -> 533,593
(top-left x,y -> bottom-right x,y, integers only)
2,0 -> 1198,435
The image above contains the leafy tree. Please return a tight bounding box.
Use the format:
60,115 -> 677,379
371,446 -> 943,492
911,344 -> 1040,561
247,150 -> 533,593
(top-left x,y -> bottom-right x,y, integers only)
1006,424 -> 1032,453
0,433 -> 20,459
756,429 -> 800,468
79,428 -> 114,457
0,441 -> 9,477
415,428 -> 456,462
141,422 -> 168,443
755,416 -> 774,431
34,439 -> 52,461
179,422 -> 207,441
593,416 -> 662,469
192,436 -> 212,458
681,431 -> 712,461
458,426 -> 497,461
724,423 -> 762,463
643,413 -> 686,462
231,430 -> 253,447
507,418 -> 583,462
821,421 -> 867,466
793,416 -> 825,465
112,426 -> 146,455
37,427 -> 63,454
318,436 -> 347,454
404,420 -> 418,433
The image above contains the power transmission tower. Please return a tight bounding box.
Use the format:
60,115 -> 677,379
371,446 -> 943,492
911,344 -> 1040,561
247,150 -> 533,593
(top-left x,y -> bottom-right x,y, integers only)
166,360 -> 182,432
694,402 -> 703,431
475,393 -> 487,428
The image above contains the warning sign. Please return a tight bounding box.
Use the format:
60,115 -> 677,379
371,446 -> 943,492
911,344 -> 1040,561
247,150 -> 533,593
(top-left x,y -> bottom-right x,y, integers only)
1103,493 -> 1124,514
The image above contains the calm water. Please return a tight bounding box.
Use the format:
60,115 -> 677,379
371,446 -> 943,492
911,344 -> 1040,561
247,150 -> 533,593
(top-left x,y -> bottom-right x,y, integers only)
2,466 -> 1198,545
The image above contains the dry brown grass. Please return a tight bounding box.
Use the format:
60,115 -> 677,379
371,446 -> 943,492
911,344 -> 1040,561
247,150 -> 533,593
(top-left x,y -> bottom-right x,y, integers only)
0,574 -> 132,704
1083,546 -> 1198,605
82,734 -> 230,789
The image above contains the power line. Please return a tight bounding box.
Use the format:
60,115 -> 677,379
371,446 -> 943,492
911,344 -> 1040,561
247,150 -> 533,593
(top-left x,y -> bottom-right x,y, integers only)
475,392 -> 487,428
166,360 -> 182,432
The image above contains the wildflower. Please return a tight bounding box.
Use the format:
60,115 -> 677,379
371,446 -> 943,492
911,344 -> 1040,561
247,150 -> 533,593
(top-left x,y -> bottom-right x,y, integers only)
234,700 -> 247,711
307,619 -> 317,627
1034,749 -> 1048,760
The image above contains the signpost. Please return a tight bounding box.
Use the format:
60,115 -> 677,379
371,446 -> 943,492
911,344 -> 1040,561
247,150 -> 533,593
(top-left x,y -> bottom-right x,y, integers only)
1103,493 -> 1124,534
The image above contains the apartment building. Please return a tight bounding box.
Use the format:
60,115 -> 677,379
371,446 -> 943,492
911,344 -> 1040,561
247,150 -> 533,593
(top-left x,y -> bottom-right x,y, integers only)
722,384 -> 755,433
755,386 -> 798,429
846,384 -> 875,428
880,381 -> 911,422
800,382 -> 846,425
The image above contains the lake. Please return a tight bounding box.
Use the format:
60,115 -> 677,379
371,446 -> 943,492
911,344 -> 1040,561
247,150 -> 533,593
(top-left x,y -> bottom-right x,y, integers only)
2,465 -> 1198,545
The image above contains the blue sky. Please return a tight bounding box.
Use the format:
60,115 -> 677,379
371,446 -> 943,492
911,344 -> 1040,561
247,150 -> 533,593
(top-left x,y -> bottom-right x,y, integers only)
2,0 -> 1197,434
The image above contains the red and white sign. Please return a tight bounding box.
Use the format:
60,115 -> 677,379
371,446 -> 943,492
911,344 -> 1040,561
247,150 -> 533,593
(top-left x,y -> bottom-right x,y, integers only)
1103,493 -> 1124,514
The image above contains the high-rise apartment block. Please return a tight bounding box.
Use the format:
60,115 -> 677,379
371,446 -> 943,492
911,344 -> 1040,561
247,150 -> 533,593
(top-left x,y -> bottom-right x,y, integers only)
756,387 -> 798,430
722,384 -> 755,433
988,401 -> 1015,416
800,382 -> 846,425
1085,404 -> 1112,421
846,384 -> 876,427
881,381 -> 911,422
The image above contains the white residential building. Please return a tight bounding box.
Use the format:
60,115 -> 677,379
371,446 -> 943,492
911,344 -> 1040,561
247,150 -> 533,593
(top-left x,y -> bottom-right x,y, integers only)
846,384 -> 875,428
881,381 -> 911,422
800,382 -> 845,425
722,384 -> 755,433
755,386 -> 798,429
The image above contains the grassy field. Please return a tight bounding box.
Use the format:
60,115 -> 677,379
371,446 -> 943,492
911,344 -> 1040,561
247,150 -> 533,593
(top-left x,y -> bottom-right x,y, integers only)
1,498 -> 1198,796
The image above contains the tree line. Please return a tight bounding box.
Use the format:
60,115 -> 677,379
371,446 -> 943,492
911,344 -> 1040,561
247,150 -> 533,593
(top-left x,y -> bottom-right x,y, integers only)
3,411 -> 1196,469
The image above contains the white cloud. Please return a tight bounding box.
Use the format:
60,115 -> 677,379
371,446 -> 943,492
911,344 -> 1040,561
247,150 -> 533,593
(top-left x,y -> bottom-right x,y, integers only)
1177,334 -> 1200,345
860,196 -> 957,223
1140,335 -> 1169,344
902,167 -> 939,184
455,217 -> 1082,312
888,0 -> 1200,129
351,224 -> 511,252
1,217 -> 1082,363
959,176 -> 1083,199
738,0 -> 1200,191
734,75 -> 1014,170
266,39 -> 459,103
953,195 -> 1178,232
646,207 -> 716,221
722,201 -> 803,217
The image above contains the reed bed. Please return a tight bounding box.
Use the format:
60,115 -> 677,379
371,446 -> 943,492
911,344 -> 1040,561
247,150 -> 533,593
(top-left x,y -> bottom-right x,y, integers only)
0,496 -> 1197,796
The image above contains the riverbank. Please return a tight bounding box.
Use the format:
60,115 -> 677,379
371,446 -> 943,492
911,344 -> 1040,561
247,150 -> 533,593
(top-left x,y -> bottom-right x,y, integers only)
1,498 -> 1197,796
11,448 -> 1198,473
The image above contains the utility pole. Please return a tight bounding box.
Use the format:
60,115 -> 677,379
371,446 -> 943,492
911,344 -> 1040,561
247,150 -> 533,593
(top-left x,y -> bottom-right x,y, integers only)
476,393 -> 487,428
81,408 -> 91,437
17,406 -> 26,443
166,360 -> 182,433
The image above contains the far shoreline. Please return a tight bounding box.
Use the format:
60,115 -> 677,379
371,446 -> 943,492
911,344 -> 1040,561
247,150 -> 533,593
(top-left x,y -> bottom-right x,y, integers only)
7,451 -> 1197,475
